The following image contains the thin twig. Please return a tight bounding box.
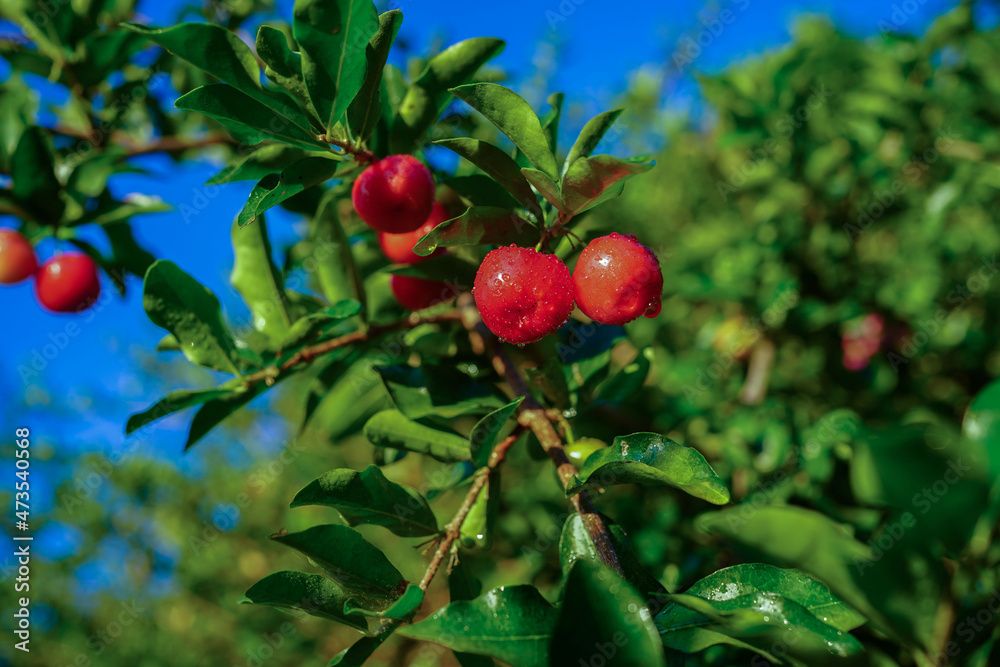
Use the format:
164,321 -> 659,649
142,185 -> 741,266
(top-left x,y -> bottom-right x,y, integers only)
320,135 -> 376,163
241,311 -> 463,387
457,294 -> 625,576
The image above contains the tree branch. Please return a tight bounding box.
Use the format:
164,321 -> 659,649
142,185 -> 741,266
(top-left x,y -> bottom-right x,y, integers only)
240,311 -> 462,387
457,294 -> 625,576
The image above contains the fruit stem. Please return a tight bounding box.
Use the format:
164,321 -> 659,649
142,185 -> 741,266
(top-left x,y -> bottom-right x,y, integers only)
458,294 -> 626,577
320,134 -> 376,163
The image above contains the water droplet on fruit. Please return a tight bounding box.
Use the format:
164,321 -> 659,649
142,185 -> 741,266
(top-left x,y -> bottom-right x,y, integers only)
644,300 -> 662,318
516,343 -> 525,349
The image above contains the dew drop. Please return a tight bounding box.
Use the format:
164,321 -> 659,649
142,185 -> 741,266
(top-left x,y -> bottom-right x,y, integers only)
562,408 -> 577,418
516,343 -> 525,349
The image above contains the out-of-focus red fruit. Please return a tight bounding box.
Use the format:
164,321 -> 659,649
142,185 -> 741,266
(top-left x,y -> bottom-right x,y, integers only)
841,313 -> 885,371
377,202 -> 451,265
573,233 -> 662,326
390,274 -> 451,311
34,253 -> 101,313
0,229 -> 38,284
473,245 -> 575,345
351,154 -> 435,233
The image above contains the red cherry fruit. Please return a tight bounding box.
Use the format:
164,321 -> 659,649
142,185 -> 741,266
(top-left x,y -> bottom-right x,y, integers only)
473,246 -> 575,345
573,233 -> 662,326
35,253 -> 101,313
390,274 -> 452,311
0,229 -> 38,284
377,201 -> 451,265
352,154 -> 435,234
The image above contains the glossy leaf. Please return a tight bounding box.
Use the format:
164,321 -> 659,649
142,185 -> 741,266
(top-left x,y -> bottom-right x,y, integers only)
175,84 -> 328,151
125,387 -> 232,435
346,9 -> 403,141
255,25 -> 317,122
312,190 -> 366,311
520,167 -> 561,209
566,432 -> 730,505
278,300 -> 362,353
550,560 -> 666,667
290,465 -> 438,537
327,631 -> 395,667
345,583 -> 423,619
185,383 -> 267,449
231,215 -> 292,343
123,22 -> 308,127
443,174 -> 521,210
469,397 -> 524,468
237,157 -> 339,227
142,261 -> 242,374
399,585 -> 557,667
292,0 -> 379,133
390,37 -> 505,153
563,109 -> 623,173
364,410 -> 471,463
241,570 -> 367,631
540,92 -> 564,157
377,364 -> 505,420
413,206 -> 539,257
208,146 -> 305,185
450,83 -> 559,178
271,524 -> 405,606
561,155 -> 654,216
11,126 -> 62,221
434,137 -> 541,215
460,472 -> 499,549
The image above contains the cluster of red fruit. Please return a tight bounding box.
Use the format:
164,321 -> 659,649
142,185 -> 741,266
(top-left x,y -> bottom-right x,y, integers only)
0,229 -> 101,313
351,155 -> 664,345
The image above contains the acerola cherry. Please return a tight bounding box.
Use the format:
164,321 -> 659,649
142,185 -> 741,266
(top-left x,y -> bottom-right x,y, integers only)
35,253 -> 101,313
473,246 -> 575,345
573,233 -> 662,326
352,154 -> 435,234
0,229 -> 38,284
390,274 -> 451,311
565,437 -> 607,467
377,201 -> 451,265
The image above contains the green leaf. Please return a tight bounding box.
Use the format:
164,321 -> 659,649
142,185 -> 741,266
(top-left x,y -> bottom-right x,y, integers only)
469,397 -> 524,468
413,206 -> 539,257
450,83 -> 559,179
312,190 -> 366,311
434,137 -> 541,215
550,560 -> 666,667
399,585 -> 557,667
237,157 -> 339,227
292,0 -> 379,133
327,631 -> 395,666
255,25 -> 318,123
443,174 -> 521,210
11,126 -> 62,221
142,260 -> 242,374
271,524 -> 405,608
231,215 -> 293,343
561,155 -> 654,216
540,92 -> 564,158
123,22 -> 310,128
596,348 -> 653,403
278,300 -> 362,353
660,591 -> 862,662
241,570 -> 368,631
345,583 -> 423,619
696,505 -> 944,652
563,109 -> 623,174
566,432 -> 729,504
460,472 -> 500,549
377,364 -> 505,420
186,384 -> 267,449
207,145 -> 306,185
558,514 -> 666,600
175,84 -> 328,151
125,387 -> 232,435
520,167 -> 561,209
364,410 -> 471,463
347,9 -> 403,141
390,37 -> 505,154
291,465 -> 438,537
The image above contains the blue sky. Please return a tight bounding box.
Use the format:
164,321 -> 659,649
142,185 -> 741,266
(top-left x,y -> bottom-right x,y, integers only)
0,0 -> 968,458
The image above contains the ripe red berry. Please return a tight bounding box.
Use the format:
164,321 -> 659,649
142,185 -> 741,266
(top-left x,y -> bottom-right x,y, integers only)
352,154 -> 435,234
0,229 -> 38,284
573,233 -> 662,326
377,201 -> 451,265
390,274 -> 451,311
34,253 -> 101,313
473,246 -> 575,345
